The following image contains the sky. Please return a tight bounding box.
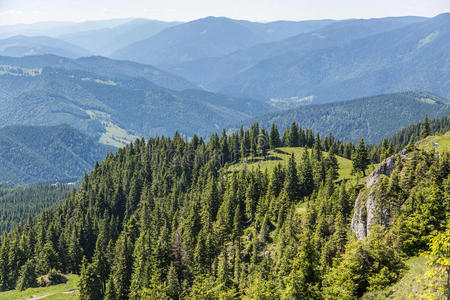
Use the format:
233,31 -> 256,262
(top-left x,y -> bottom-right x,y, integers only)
0,0 -> 449,25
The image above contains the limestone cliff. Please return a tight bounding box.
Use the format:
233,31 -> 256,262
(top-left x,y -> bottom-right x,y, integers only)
351,150 -> 408,239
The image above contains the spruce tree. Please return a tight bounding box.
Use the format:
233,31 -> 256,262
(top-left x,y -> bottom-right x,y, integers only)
269,123 -> 281,149
352,138 -> 369,176
79,257 -> 103,300
284,154 -> 301,203
288,122 -> 299,147
421,114 -> 431,138
166,262 -> 181,299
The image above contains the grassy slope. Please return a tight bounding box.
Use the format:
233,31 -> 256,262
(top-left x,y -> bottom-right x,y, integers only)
0,275 -> 79,300
361,132 -> 450,299
362,257 -> 430,299
227,147 -> 374,183
416,131 -> 450,153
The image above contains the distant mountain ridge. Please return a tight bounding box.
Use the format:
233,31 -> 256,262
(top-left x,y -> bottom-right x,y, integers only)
211,14 -> 450,102
0,54 -> 197,91
0,35 -> 92,58
110,16 -> 337,67
0,124 -> 113,185
238,91 -> 450,143
59,19 -> 181,55
164,16 -> 427,91
0,19 -> 133,39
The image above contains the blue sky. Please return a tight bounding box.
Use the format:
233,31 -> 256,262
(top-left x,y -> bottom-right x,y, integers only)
0,0 -> 449,25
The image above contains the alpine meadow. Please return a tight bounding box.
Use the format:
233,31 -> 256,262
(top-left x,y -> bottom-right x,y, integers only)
0,1 -> 449,299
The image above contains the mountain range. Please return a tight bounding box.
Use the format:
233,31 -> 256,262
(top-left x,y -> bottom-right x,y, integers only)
2,14 -> 448,106
0,35 -> 92,58
166,16 -> 427,90
0,55 -> 269,145
111,17 -> 336,66
211,13 -> 450,102
58,19 -> 181,55
239,91 -> 450,143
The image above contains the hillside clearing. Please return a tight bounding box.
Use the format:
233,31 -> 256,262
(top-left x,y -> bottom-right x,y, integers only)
0,275 -> 79,300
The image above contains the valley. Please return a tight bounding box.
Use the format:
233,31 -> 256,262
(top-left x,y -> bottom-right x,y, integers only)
0,6 -> 448,300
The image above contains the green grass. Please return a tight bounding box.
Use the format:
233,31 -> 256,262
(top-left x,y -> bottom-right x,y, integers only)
416,131 -> 450,154
0,274 -> 79,300
227,147 -> 373,183
362,256 -> 430,300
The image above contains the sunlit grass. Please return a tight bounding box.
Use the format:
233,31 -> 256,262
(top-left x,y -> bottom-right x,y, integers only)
0,274 -> 79,300
227,147 -> 372,183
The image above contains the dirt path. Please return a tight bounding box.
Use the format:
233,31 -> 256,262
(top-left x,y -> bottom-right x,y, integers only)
24,289 -> 77,300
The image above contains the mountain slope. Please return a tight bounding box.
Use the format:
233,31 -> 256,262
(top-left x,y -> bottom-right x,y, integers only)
0,19 -> 133,39
215,13 -> 449,102
111,16 -> 266,66
240,91 -> 450,143
0,35 -> 92,58
0,54 -> 197,91
167,16 -> 426,90
0,125 -> 446,298
0,63 -> 269,143
0,124 -> 112,185
59,19 -> 180,55
234,19 -> 336,42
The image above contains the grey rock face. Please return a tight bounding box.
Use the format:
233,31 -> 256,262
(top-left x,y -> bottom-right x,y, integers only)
351,153 -> 402,239
365,156 -> 396,187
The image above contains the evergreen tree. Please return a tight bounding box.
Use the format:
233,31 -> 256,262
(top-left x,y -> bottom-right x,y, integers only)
288,122 -> 299,147
421,114 -> 431,139
15,259 -> 36,291
166,262 -> 181,299
269,123 -> 281,149
79,257 -> 103,300
352,138 -> 369,175
284,154 -> 301,203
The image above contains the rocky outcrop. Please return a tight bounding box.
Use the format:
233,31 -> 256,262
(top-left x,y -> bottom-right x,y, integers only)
351,151 -> 408,239
365,156 -> 396,187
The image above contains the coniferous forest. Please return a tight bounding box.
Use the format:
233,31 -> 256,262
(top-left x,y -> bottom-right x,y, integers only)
0,117 -> 448,299
0,7 -> 449,300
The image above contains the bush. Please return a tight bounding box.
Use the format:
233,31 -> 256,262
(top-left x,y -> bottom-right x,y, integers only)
37,269 -> 67,287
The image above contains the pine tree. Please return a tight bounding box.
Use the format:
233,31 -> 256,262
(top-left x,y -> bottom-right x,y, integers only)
166,262 -> 181,299
421,114 -> 431,139
79,257 -> 103,300
269,123 -> 281,149
352,138 -> 369,175
15,259 -> 36,291
299,149 -> 314,198
288,122 -> 299,147
284,154 -> 301,203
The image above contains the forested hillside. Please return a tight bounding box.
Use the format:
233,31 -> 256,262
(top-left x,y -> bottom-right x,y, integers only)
0,125 -> 112,185
0,59 -> 269,144
0,55 -> 197,91
242,91 -> 450,143
0,122 -> 447,299
0,35 -> 92,58
0,184 -> 71,234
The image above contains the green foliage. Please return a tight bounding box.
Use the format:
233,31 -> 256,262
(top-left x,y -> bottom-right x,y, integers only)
246,92 -> 450,144
15,259 -> 37,291
0,183 -> 70,234
352,138 -> 370,176
323,227 -> 405,299
0,125 -> 447,299
0,125 -> 112,185
422,226 -> 450,299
